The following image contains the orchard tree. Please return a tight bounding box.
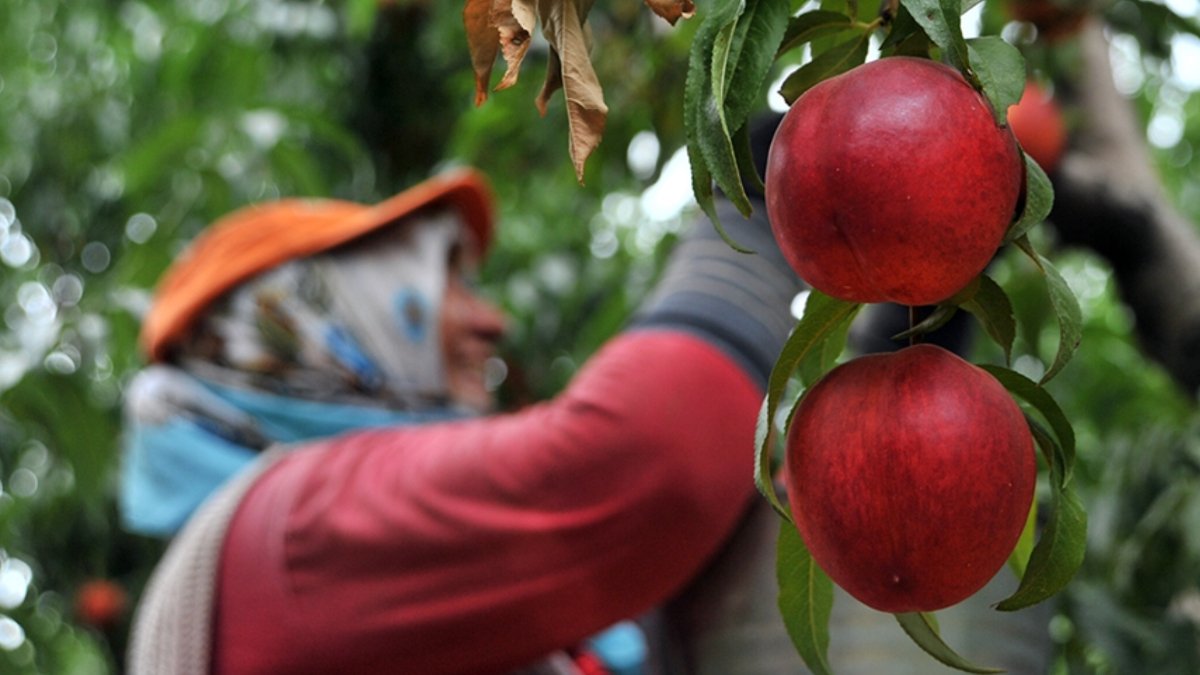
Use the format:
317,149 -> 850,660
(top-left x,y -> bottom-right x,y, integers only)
1,0 -> 1199,673
464,0 -> 1200,670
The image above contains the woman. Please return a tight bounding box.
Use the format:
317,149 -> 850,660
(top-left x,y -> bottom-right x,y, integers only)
122,166 -> 803,674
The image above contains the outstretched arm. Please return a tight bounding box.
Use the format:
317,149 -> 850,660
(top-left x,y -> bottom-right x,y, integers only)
213,199 -> 803,675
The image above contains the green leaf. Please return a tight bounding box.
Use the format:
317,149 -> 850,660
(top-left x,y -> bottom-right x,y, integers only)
725,0 -> 791,133
995,451 -> 1087,610
1008,494 -> 1038,579
1005,153 -> 1055,243
687,148 -> 752,252
755,292 -> 862,521
687,0 -> 786,237
798,303 -> 856,386
889,274 -> 1014,356
1027,416 -> 1067,480
959,275 -> 1016,363
979,364 -> 1076,476
900,0 -> 970,73
707,0 -> 754,216
965,36 -> 1026,126
879,5 -> 933,57
778,30 -> 870,104
733,122 -> 765,195
777,520 -> 835,675
890,304 -> 959,342
1013,235 -> 1082,384
777,10 -> 854,57
894,612 -> 1003,673
685,0 -> 754,252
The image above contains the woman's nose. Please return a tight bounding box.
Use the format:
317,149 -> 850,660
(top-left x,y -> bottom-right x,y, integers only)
469,296 -> 508,341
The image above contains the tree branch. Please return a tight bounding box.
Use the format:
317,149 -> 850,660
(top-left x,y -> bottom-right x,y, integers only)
1049,18 -> 1200,396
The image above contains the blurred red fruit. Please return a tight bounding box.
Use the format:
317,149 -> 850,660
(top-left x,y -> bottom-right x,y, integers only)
75,579 -> 129,630
1009,81 -> 1068,174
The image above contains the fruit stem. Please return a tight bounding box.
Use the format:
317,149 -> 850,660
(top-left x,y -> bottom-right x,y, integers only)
853,16 -> 885,32
908,305 -> 916,346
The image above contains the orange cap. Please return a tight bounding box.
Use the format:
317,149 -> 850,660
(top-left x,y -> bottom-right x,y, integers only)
140,167 -> 494,362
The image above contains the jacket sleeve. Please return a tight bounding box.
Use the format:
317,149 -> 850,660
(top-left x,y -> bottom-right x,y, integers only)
213,329 -> 763,675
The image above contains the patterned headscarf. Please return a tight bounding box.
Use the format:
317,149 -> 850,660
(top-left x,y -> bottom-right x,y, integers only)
121,210 -> 471,537
172,210 -> 463,411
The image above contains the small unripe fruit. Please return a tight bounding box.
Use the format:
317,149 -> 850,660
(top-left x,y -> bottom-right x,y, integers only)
766,57 -> 1023,306
1008,81 -> 1067,174
784,344 -> 1035,613
75,579 -> 129,630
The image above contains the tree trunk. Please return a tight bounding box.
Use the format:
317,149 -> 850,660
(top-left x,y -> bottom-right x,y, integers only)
1050,18 -> 1200,396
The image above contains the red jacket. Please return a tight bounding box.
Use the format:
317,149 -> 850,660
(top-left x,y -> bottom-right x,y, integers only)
212,330 -> 762,674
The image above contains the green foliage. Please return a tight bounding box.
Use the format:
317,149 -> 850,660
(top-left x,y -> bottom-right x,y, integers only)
982,243 -> 1200,671
776,519 -> 834,675
1056,422 -> 1200,673
902,0 -> 973,73
959,275 -> 1018,363
965,35 -> 1026,122
778,30 -> 871,101
686,0 -> 786,245
754,292 -> 861,522
0,1 -> 691,671
894,612 -> 1004,673
1007,153 -> 1055,243
0,1 -> 380,669
3,0 -> 1200,671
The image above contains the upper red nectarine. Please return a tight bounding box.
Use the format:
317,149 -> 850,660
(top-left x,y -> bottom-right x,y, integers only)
766,57 -> 1024,306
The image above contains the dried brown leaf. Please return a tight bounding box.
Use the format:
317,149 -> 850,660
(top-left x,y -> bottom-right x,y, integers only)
644,0 -> 695,26
536,0 -> 607,183
463,0 -> 500,106
536,49 -> 564,117
493,0 -> 536,91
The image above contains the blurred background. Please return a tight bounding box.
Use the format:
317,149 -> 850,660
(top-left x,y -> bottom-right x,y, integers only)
1,0 -> 1199,672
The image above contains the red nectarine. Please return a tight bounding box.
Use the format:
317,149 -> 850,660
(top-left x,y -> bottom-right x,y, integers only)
785,344 -> 1035,612
766,57 -> 1024,306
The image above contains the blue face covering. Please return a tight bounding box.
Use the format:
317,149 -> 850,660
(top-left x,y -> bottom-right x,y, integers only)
120,375 -> 466,538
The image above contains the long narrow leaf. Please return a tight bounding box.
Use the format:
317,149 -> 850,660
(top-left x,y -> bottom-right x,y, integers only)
995,439 -> 1087,610
960,274 -> 1016,363
1014,235 -> 1082,384
732,122 -> 765,195
1005,153 -> 1055,243
684,0 -> 753,251
894,612 -> 1003,673
777,10 -> 854,56
879,5 -> 931,57
890,304 -> 958,342
900,0 -> 971,73
965,36 -> 1026,125
980,364 -> 1076,476
703,0 -> 755,216
779,30 -> 870,104
1027,416 -> 1068,480
725,0 -> 790,132
777,520 -> 835,675
1008,494 -> 1039,578
754,293 -> 861,521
